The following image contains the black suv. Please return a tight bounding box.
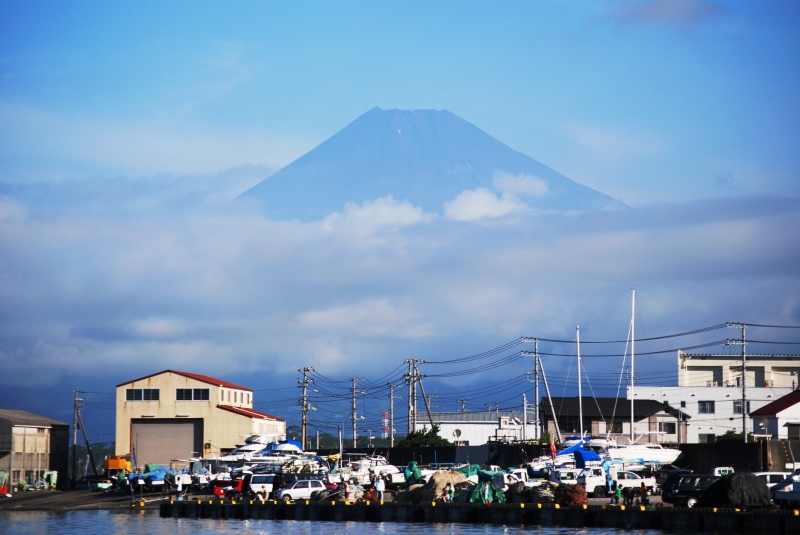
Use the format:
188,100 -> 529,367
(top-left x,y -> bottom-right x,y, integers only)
665,474 -> 719,508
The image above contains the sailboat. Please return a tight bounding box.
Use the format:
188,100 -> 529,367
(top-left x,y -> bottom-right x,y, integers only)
603,290 -> 683,465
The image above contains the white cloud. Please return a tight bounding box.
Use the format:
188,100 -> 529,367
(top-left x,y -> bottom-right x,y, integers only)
0,99 -> 308,181
1,181 -> 799,430
300,298 -> 432,339
320,195 -> 435,233
566,123 -> 665,161
493,172 -> 549,197
444,188 -> 529,221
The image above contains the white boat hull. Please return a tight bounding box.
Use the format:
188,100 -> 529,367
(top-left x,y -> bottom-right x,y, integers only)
605,445 -> 682,465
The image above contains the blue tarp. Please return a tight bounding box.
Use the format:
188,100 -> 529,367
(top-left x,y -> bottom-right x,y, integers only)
556,442 -> 586,457
574,449 -> 603,468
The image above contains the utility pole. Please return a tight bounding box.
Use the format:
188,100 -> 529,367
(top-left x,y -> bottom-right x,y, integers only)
350,377 -> 365,448
414,361 -> 436,429
524,339 -> 542,440
630,289 -> 635,443
577,325 -> 583,439
405,360 -> 419,433
72,389 -> 80,486
388,383 -> 401,447
534,339 -> 540,440
457,399 -> 470,412
424,393 -> 439,410
523,393 -> 528,441
727,322 -> 748,443
298,367 -> 314,451
522,340 -> 562,443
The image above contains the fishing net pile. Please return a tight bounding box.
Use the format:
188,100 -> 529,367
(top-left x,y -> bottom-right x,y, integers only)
504,481 -> 557,504
553,483 -> 588,505
392,470 -> 469,504
696,472 -> 776,510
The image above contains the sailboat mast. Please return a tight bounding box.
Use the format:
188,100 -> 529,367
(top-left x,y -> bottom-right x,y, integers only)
577,325 -> 583,439
630,289 -> 635,443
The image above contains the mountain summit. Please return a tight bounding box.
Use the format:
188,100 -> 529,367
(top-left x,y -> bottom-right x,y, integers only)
242,108 -> 624,220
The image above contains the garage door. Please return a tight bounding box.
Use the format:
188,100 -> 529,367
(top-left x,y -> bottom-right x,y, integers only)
131,419 -> 203,466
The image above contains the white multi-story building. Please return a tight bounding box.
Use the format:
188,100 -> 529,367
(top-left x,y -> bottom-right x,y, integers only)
628,385 -> 792,443
628,351 -> 800,443
678,350 -> 800,389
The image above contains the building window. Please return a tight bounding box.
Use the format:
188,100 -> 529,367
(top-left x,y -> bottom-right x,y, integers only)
732,400 -> 751,414
699,434 -> 716,444
126,388 -> 159,401
607,421 -> 623,434
698,401 -> 715,414
176,388 -> 210,401
659,422 -> 677,434
220,390 -> 224,401
680,401 -> 686,408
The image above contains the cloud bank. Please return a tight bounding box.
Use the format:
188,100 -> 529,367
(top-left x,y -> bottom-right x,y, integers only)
1,176 -> 798,433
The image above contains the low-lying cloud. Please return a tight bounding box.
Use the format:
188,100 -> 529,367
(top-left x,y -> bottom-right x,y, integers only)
1,176 -> 798,421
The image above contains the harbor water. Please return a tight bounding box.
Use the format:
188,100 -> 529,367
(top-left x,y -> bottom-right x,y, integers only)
2,510 -> 664,535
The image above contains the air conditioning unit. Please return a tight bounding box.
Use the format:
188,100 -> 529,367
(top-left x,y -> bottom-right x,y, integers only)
499,416 -> 509,429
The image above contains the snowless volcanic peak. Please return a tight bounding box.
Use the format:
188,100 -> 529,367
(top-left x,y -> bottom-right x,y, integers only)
242,107 -> 625,220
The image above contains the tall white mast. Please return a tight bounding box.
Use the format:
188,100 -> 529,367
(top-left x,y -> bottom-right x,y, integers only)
630,289 -> 635,443
577,325 -> 583,439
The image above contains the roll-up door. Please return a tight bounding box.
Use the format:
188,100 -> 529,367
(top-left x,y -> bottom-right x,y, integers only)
131,419 -> 203,466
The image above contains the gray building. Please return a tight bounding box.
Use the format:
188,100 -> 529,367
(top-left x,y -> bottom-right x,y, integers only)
0,409 -> 69,491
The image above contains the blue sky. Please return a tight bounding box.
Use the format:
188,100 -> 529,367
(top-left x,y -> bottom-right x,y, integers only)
1,0 -> 799,444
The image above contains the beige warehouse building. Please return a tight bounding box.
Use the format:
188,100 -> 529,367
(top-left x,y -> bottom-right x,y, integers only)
115,370 -> 285,467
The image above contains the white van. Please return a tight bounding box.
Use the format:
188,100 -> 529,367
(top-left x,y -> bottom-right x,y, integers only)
248,474 -> 276,497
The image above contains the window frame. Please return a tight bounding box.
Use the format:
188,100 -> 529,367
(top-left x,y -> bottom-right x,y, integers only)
698,400 -> 715,414
732,400 -> 751,414
176,388 -> 210,401
126,388 -> 160,401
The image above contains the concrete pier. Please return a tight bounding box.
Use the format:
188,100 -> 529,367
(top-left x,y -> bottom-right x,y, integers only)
160,499 -> 800,533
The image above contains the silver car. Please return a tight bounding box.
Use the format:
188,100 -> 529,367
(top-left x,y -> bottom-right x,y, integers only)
274,479 -> 327,503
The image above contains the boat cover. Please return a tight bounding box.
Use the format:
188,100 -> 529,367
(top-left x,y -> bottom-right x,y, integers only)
574,449 -> 603,468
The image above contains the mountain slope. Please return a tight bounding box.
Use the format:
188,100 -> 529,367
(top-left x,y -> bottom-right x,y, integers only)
242,108 -> 624,220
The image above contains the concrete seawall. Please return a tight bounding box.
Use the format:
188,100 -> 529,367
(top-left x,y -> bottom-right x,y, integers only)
159,499 -> 800,533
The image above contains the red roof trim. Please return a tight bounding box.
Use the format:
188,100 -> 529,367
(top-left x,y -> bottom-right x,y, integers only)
218,404 -> 285,422
116,369 -> 251,391
750,390 -> 800,416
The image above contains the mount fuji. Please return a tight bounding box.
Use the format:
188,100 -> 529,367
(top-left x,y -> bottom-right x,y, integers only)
241,108 -> 625,220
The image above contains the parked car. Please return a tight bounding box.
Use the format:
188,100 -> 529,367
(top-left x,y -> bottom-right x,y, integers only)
666,474 -> 719,508
753,472 -> 791,490
274,479 -> 328,503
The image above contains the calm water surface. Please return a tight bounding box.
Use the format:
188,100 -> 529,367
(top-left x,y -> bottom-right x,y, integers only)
2,510 -> 664,535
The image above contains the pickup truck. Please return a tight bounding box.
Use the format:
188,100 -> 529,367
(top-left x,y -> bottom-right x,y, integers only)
492,468 -> 538,491
772,470 -> 800,509
577,467 -> 656,498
